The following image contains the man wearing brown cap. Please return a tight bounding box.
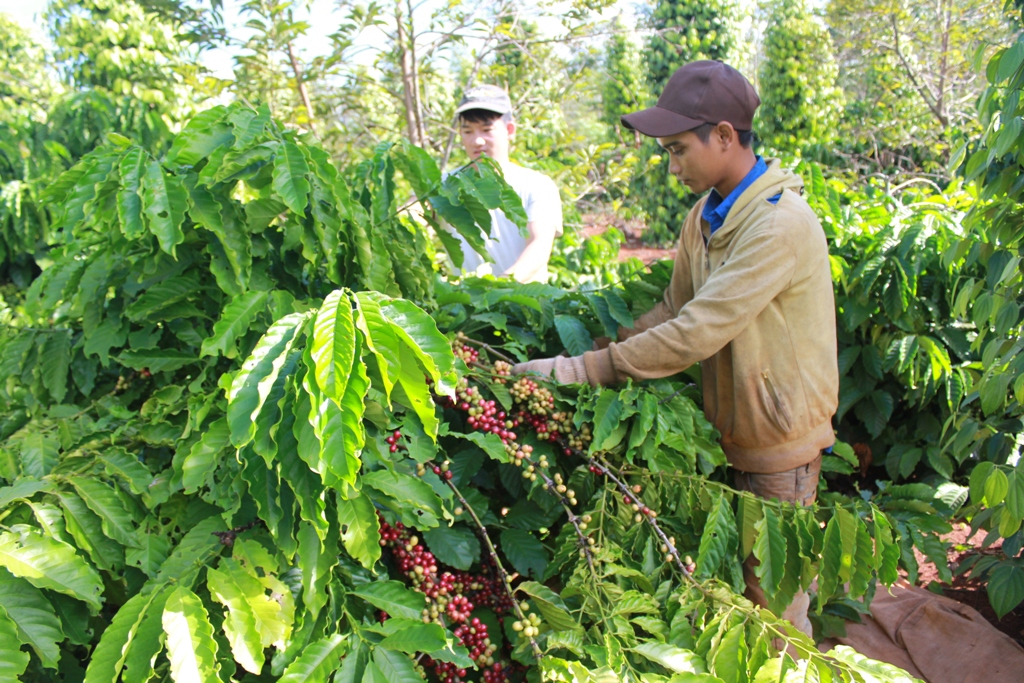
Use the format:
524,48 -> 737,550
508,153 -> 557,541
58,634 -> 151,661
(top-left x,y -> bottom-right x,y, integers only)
444,85 -> 563,283
512,61 -> 839,636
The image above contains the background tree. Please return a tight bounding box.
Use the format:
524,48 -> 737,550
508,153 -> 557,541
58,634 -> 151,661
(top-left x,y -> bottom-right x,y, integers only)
233,0 -> 317,130
827,0 -> 1012,170
757,0 -> 843,154
46,0 -> 207,156
600,15 -> 649,143
629,0 -> 739,244
0,14 -> 62,286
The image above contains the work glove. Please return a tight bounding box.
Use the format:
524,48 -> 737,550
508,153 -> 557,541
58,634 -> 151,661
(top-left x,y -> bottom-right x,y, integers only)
512,355 -> 589,385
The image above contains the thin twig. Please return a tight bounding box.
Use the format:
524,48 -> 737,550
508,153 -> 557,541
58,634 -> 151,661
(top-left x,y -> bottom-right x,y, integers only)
459,337 -> 516,364
520,454 -> 599,581
429,461 -> 544,660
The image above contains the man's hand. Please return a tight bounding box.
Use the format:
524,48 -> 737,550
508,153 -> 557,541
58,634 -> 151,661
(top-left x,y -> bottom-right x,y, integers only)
512,355 -> 590,385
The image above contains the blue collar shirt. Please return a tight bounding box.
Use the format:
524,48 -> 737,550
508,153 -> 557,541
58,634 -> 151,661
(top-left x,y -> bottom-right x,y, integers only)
701,156 -> 779,235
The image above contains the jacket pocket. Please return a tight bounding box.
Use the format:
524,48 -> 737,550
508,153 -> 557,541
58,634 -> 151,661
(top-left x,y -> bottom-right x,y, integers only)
759,370 -> 794,434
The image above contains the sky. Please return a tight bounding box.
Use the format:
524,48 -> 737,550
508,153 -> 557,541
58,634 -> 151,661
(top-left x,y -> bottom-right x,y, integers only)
3,0 -> 342,78
3,0 -> 642,81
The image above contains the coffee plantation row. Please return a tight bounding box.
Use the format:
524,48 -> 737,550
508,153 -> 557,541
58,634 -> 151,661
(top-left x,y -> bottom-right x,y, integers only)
0,102 -> 953,683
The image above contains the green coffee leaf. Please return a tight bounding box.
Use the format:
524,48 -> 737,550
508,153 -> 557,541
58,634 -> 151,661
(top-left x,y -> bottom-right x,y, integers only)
83,587 -> 168,683
378,621 -> 448,654
337,492 -> 381,571
279,634 -> 348,683
181,417 -> 231,493
422,525 -> 480,571
695,495 -> 737,580
554,314 -> 593,357
57,492 -> 125,573
201,291 -> 269,358
273,140 -> 311,214
70,478 -> 141,549
117,148 -> 147,239
752,506 -> 786,600
0,604 -> 29,680
162,587 -> 219,683
141,160 -> 189,256
349,581 -> 425,621
297,522 -> 336,621
500,529 -> 548,578
363,470 -> 443,525
0,568 -> 63,669
372,645 -> 424,683
206,561 -> 267,674
632,642 -> 706,674
516,581 -> 580,632
228,312 -> 308,447
311,289 -> 356,408
0,525 -> 103,612
987,564 -> 1024,619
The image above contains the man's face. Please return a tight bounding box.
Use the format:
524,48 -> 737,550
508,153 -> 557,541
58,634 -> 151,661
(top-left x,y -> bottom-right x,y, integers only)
460,116 -> 514,163
656,129 -> 723,195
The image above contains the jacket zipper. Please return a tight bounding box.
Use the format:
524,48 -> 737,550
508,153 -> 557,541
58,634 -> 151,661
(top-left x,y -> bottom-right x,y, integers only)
702,230 -> 711,273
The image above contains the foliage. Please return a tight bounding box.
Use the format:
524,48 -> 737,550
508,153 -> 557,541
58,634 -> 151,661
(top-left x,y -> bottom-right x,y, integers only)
46,0 -> 207,156
935,5 -> 1024,616
0,14 -> 62,286
826,0 -> 1012,171
0,103 -> 930,681
800,166 -> 976,483
757,0 -> 843,153
630,0 -> 739,245
599,17 -> 649,142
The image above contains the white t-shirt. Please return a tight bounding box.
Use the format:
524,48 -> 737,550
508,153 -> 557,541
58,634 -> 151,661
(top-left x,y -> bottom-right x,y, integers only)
448,162 -> 563,278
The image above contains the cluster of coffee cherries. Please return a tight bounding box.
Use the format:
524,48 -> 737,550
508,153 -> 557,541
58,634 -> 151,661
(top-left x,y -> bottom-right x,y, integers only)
507,380 -> 593,455
550,472 -> 578,506
492,360 -> 512,384
385,430 -> 403,453
509,378 -> 553,415
621,485 -> 659,524
378,517 -> 515,683
449,377 -> 519,447
510,603 -> 543,638
454,333 -> 481,365
424,617 -> 503,683
416,460 -> 454,482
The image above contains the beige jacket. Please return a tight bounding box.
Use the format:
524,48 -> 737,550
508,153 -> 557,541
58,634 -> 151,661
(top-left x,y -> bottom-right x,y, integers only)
583,160 -> 838,473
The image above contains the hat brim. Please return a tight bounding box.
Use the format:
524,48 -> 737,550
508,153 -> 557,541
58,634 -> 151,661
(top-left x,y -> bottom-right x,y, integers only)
620,107 -> 704,137
455,102 -> 512,116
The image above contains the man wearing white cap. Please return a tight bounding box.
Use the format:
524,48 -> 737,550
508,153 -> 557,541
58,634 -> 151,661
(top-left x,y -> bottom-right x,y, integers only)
446,85 -> 563,283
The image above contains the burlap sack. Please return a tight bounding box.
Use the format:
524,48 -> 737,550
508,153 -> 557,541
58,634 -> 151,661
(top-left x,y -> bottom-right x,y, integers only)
819,581 -> 1024,683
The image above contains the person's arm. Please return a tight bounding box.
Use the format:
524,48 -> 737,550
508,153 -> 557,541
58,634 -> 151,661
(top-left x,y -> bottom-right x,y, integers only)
502,219 -> 558,283
583,223 -> 798,385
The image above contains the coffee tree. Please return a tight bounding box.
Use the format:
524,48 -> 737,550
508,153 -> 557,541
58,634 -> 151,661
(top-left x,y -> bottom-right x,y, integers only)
0,101 -> 934,682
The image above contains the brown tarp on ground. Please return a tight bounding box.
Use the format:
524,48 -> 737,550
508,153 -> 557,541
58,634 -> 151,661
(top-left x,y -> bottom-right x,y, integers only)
819,581 -> 1024,683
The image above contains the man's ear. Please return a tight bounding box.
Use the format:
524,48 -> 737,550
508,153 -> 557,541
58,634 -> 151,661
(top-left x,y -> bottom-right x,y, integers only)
716,122 -> 736,150
506,120 -> 517,139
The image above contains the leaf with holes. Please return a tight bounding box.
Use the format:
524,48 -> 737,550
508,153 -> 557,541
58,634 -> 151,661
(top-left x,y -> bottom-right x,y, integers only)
141,160 -> 189,256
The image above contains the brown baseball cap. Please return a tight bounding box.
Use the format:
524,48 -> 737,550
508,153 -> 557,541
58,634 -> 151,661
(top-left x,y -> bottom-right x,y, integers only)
621,60 -> 760,137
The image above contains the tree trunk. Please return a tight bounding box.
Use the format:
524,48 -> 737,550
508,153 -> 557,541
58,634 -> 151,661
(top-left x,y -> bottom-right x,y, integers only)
286,42 -> 315,127
407,0 -> 427,148
396,1 -> 422,146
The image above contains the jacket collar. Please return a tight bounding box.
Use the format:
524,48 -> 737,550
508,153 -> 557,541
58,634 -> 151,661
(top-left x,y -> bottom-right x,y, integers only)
701,158 -> 804,244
